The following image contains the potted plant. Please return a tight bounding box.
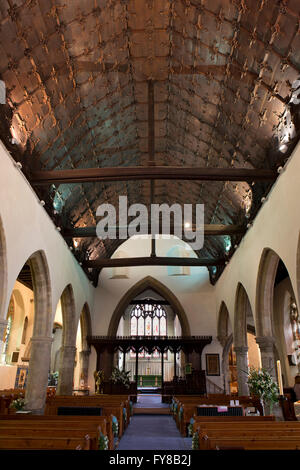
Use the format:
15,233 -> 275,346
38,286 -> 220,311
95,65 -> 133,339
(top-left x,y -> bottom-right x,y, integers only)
9,398 -> 27,413
247,366 -> 279,415
48,371 -> 59,386
110,367 -> 131,390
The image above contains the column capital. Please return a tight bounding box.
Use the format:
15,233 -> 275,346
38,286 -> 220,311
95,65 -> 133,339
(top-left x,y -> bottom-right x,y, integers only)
255,336 -> 275,352
217,335 -> 228,348
61,345 -> 77,354
30,336 -> 53,344
234,346 -> 248,355
79,349 -> 91,358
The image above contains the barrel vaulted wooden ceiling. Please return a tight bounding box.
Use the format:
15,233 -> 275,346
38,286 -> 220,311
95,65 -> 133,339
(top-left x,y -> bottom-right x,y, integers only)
0,0 -> 300,286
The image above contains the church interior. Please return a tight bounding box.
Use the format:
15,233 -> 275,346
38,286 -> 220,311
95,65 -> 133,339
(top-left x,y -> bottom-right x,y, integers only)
1,0 -> 300,452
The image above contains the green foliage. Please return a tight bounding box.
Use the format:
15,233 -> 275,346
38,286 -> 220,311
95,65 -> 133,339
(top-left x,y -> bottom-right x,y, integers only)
192,431 -> 199,450
247,366 -> 279,410
10,398 -> 26,411
48,371 -> 59,386
112,416 -> 119,437
110,367 -> 130,388
98,432 -> 109,450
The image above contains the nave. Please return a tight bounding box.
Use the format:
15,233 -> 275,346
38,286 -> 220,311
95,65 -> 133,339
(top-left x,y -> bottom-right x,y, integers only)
117,395 -> 191,451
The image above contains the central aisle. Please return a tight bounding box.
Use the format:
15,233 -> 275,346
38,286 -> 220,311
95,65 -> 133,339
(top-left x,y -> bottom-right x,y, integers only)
117,395 -> 192,450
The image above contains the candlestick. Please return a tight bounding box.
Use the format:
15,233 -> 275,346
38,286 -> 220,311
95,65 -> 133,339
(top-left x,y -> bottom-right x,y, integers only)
277,360 -> 284,395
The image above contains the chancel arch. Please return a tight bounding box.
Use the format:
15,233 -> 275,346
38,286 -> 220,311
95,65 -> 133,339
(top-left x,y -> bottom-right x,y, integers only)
108,276 -> 191,337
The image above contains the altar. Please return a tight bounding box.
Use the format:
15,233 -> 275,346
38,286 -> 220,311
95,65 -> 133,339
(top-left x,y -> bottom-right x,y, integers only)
134,375 -> 162,387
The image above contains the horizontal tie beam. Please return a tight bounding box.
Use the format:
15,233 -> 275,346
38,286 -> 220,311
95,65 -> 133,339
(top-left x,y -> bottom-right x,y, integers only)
83,257 -> 226,269
63,224 -> 246,238
31,166 -> 277,185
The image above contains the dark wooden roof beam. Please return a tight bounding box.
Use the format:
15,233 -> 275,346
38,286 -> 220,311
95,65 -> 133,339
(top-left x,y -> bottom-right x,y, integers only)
31,166 -> 277,185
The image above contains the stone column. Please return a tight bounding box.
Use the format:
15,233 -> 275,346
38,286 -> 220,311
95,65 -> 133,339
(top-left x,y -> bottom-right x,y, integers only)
218,335 -> 230,394
56,345 -> 77,395
255,336 -> 277,379
0,319 -> 7,363
25,336 -> 53,414
234,346 -> 249,396
79,349 -> 90,389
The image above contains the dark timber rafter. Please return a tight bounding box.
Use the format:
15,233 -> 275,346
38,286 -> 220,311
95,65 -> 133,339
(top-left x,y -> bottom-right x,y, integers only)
83,256 -> 226,269
30,166 -> 277,185
63,224 -> 246,238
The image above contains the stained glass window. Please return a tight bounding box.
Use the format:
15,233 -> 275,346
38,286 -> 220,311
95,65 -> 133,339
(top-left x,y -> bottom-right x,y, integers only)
130,300 -> 167,358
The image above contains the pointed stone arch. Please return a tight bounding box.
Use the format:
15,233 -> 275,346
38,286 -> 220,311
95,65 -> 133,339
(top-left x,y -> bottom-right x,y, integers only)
256,248 -> 282,338
234,282 -> 250,349
107,276 -> 191,336
78,302 -> 92,388
80,302 -> 92,352
233,282 -> 252,395
217,301 -> 233,394
22,250 -> 52,413
0,214 -> 8,342
217,301 -> 231,343
56,284 -> 77,395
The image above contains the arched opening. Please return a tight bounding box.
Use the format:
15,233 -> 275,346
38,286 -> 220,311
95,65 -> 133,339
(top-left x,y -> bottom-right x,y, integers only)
73,303 -> 92,391
108,276 -> 190,337
116,288 -> 181,385
256,248 -> 299,388
234,283 -> 261,395
0,214 -> 8,342
0,251 -> 52,412
97,276 -> 192,391
53,284 -> 77,396
217,302 -> 236,393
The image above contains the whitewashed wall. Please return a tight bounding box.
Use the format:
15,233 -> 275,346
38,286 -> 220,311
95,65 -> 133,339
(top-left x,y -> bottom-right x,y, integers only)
214,141 -> 300,331
0,140 -> 94,349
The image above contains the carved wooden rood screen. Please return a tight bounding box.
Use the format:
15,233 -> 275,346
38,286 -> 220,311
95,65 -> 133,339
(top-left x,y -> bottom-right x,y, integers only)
87,335 -> 212,395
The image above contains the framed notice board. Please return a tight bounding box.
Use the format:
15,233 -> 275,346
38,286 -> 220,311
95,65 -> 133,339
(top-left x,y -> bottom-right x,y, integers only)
205,354 -> 220,376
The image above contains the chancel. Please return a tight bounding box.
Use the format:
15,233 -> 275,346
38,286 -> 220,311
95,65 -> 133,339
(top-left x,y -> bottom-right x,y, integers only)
0,0 -> 300,453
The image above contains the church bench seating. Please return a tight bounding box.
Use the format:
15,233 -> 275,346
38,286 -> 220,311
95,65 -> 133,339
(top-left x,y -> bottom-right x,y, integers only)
193,420 -> 300,450
198,435 -> 300,450
0,415 -> 112,450
44,395 -> 130,437
172,395 -> 263,435
0,414 -> 114,450
0,435 -> 91,450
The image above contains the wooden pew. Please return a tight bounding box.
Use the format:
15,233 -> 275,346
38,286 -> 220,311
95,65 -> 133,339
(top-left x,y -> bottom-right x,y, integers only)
0,435 -> 91,450
200,435 -> 300,450
0,414 -> 113,450
45,395 -> 129,436
173,395 -> 263,435
193,419 -> 300,450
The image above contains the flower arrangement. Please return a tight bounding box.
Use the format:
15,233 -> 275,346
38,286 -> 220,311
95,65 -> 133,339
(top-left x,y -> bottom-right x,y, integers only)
178,406 -> 183,422
98,432 -> 109,450
110,367 -> 130,389
112,416 -> 119,437
10,398 -> 26,411
188,417 -> 195,437
48,371 -> 59,386
247,366 -> 279,413
192,431 -> 199,450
